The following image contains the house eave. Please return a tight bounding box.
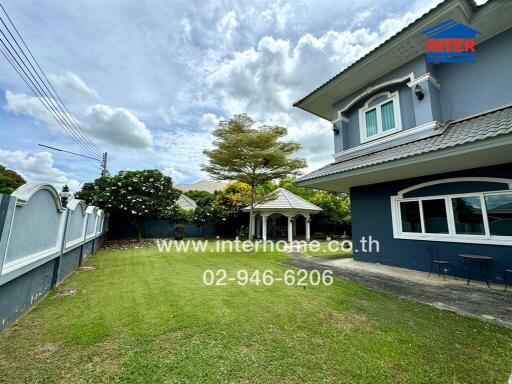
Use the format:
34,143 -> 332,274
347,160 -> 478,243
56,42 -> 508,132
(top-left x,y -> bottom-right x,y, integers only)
296,135 -> 512,192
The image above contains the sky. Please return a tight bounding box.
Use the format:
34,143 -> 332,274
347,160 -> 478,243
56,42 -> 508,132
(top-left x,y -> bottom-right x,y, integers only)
0,0 -> 455,191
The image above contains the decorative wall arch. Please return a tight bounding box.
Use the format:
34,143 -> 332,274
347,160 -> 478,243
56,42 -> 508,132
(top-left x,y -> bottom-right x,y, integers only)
67,199 -> 87,215
11,183 -> 64,212
338,72 -> 414,115
65,199 -> 88,250
397,177 -> 512,198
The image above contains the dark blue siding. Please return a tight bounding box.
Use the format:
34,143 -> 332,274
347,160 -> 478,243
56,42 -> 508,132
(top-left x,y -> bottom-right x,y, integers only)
350,163 -> 512,283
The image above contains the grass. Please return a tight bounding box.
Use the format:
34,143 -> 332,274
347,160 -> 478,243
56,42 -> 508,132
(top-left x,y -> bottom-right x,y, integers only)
304,240 -> 353,258
0,242 -> 511,383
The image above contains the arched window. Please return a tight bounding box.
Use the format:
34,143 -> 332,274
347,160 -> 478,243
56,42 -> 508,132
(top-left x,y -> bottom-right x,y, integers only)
359,91 -> 402,143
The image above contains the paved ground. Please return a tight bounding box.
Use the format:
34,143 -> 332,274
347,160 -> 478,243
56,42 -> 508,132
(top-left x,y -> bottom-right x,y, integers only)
282,252 -> 512,328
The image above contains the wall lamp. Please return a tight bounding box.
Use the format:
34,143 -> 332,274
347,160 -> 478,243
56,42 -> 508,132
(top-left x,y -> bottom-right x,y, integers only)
414,84 -> 425,101
332,124 -> 340,135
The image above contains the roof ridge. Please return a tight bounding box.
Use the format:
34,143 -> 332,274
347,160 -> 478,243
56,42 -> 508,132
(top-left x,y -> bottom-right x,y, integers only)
277,188 -> 293,205
283,188 -> 323,210
180,194 -> 196,204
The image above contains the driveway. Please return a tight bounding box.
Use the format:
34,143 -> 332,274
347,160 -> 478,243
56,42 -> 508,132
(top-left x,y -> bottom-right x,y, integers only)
282,252 -> 512,328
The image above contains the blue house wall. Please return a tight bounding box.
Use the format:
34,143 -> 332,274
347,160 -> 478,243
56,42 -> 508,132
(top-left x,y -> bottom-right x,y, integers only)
434,27 -> 512,122
350,163 -> 512,284
332,27 -> 512,155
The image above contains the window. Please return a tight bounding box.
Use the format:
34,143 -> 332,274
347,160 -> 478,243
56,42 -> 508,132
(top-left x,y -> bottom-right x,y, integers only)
381,101 -> 396,131
485,193 -> 512,236
452,196 -> 485,235
400,201 -> 421,233
359,91 -> 402,142
392,191 -> 512,245
365,109 -> 378,137
422,199 -> 449,234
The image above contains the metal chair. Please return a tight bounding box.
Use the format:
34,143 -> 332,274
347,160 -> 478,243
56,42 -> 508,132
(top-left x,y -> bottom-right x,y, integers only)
427,246 -> 456,281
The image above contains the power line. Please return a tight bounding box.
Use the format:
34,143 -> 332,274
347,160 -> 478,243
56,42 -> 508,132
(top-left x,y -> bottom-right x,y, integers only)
0,5 -> 101,157
38,144 -> 102,163
0,40 -> 99,159
0,17 -> 99,158
0,3 -> 102,158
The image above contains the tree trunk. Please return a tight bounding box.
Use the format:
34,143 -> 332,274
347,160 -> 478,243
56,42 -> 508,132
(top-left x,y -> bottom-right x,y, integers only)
249,183 -> 255,240
132,218 -> 143,242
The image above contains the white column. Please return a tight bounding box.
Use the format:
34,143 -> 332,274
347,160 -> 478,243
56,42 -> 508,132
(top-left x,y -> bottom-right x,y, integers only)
305,214 -> 311,242
287,216 -> 293,243
249,213 -> 255,239
262,215 -> 268,242
256,216 -> 261,238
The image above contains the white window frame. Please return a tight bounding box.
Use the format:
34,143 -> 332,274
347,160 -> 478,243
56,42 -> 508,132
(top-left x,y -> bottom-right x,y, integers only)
359,91 -> 402,143
391,190 -> 512,246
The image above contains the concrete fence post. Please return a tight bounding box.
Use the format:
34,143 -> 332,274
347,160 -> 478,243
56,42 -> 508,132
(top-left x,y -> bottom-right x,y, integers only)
52,207 -> 70,288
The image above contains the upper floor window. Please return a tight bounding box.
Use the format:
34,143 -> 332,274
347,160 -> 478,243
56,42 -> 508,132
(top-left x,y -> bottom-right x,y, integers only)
359,91 -> 402,143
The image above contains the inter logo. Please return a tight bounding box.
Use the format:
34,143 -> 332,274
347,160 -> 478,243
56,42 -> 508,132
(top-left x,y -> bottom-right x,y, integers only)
421,19 -> 480,63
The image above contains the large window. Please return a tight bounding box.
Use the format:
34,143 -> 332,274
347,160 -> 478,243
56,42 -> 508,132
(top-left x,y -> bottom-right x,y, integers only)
359,91 -> 402,143
392,191 -> 512,245
485,194 -> 512,236
452,196 -> 485,235
400,201 -> 421,233
423,199 -> 449,234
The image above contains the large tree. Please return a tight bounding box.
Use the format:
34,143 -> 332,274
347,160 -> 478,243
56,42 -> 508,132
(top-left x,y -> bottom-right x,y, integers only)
75,169 -> 181,240
202,114 -> 306,239
0,165 -> 25,195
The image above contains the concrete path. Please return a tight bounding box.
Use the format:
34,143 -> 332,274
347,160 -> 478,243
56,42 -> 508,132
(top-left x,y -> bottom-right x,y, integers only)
282,251 -> 512,329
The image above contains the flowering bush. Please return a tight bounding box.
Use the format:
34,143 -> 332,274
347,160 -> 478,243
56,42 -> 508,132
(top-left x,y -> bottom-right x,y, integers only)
76,170 -> 182,240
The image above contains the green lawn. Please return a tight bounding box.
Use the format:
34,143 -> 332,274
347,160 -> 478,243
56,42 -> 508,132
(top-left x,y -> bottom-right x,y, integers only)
304,241 -> 353,258
0,243 -> 511,383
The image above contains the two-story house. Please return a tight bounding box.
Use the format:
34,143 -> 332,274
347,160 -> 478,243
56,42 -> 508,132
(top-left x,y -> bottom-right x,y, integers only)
295,0 -> 512,283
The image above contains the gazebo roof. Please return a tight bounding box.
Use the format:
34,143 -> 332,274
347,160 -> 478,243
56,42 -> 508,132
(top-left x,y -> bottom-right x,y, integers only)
177,194 -> 197,210
243,188 -> 321,213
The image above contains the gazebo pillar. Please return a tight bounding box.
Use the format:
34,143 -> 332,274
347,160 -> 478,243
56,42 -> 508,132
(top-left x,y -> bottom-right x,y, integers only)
305,214 -> 311,242
256,216 -> 261,238
287,216 -> 293,242
262,215 -> 268,242
249,213 -> 256,239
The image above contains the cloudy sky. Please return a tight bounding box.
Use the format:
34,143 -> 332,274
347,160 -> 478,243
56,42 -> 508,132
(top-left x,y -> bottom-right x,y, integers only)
0,0 -> 451,191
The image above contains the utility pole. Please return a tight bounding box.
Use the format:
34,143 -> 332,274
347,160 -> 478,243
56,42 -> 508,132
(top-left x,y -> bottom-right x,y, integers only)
101,152 -> 109,177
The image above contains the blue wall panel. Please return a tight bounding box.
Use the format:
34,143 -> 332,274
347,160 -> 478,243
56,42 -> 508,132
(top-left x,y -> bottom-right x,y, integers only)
350,163 -> 512,283
0,259 -> 56,331
57,247 -> 82,284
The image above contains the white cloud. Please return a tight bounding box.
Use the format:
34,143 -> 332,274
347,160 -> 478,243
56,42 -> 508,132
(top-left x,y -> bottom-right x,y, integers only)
4,91 -> 151,150
83,104 -> 153,149
155,127 -> 214,184
0,149 -> 81,191
4,90 -> 59,129
198,112 -> 222,131
216,10 -> 239,39
48,72 -> 100,100
378,12 -> 418,37
260,2 -> 291,31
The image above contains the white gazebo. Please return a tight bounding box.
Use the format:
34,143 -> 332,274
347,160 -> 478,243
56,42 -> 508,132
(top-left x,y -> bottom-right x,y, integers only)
242,188 -> 321,242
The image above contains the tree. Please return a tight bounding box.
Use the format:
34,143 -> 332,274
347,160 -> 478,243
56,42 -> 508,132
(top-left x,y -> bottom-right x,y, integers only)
75,170 -> 181,240
0,165 -> 25,195
202,114 -> 306,239
184,190 -> 213,206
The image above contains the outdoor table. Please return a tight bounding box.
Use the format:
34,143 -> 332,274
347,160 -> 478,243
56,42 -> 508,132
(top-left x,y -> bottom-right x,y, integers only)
458,254 -> 493,288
